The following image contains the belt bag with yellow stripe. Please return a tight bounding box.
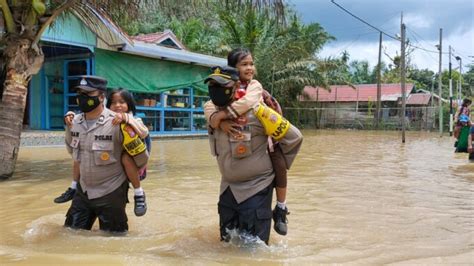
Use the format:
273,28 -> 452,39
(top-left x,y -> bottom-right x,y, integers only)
121,123 -> 147,156
253,103 -> 290,140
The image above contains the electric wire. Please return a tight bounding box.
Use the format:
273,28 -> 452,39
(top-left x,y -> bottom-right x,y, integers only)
331,0 -> 449,55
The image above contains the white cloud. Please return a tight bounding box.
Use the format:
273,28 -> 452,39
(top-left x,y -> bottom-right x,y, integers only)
444,27 -> 474,68
399,13 -> 434,29
319,40 -> 399,70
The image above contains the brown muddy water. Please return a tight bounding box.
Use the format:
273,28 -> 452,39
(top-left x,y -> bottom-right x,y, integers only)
0,130 -> 473,265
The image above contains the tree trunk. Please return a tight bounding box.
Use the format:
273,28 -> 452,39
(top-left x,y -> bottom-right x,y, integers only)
0,37 -> 43,180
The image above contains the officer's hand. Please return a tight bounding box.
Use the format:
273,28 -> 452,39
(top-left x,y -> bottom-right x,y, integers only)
112,113 -> 124,125
64,111 -> 75,128
468,147 -> 473,153
210,110 -> 228,129
219,120 -> 241,138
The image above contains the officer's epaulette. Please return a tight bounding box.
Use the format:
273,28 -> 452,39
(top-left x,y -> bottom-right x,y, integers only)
75,113 -> 85,123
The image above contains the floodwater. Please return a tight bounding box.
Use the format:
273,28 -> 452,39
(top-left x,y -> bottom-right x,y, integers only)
0,130 -> 473,265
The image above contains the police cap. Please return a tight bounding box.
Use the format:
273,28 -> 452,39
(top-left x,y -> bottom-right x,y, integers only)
204,66 -> 239,86
74,75 -> 108,92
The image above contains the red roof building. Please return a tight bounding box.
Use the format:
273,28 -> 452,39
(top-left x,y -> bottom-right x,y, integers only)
300,83 -> 414,103
132,30 -> 186,50
406,93 -> 432,105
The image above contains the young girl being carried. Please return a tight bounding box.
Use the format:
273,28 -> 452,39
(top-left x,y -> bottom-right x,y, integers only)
204,48 -> 291,236
55,88 -> 150,217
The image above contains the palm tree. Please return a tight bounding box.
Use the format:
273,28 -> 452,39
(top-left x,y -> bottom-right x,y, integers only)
218,10 -> 334,106
0,0 -> 289,179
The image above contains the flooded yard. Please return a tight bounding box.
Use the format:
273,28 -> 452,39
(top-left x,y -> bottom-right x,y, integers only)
0,130 -> 473,265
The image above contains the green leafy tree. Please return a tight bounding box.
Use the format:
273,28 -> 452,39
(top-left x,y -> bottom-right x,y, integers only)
322,56 -> 351,86
112,1 -> 334,107
462,64 -> 474,97
407,68 -> 435,91
441,69 -> 463,99
349,60 -> 371,84
369,61 -> 387,84
247,14 -> 334,106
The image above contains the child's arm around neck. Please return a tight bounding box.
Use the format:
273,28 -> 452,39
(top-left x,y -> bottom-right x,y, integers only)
226,79 -> 263,119
124,112 -> 149,139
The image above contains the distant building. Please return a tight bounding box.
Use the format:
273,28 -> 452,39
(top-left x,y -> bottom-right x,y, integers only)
406,93 -> 432,106
132,30 -> 187,50
300,83 -> 445,108
299,83 -> 415,109
297,83 -> 441,129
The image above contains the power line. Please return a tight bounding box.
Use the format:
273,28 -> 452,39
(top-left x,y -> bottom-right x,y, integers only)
405,26 -> 448,54
331,0 -> 450,56
451,47 -> 472,57
332,33 -> 367,55
330,0 -> 399,41
450,47 -> 471,63
406,27 -> 438,52
405,28 -> 441,64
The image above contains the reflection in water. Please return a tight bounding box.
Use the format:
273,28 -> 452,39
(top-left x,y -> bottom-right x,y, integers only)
0,130 -> 473,264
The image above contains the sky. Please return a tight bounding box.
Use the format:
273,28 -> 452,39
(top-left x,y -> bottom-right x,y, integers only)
289,0 -> 474,72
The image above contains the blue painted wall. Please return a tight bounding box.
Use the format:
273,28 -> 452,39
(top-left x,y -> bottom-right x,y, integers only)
41,13 -> 96,50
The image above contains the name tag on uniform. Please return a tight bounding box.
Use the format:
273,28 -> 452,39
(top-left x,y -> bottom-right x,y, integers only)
95,135 -> 112,141
70,138 -> 79,148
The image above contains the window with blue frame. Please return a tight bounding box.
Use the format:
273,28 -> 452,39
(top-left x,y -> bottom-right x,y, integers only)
59,60 -> 209,134
63,58 -> 93,115
134,87 -> 209,134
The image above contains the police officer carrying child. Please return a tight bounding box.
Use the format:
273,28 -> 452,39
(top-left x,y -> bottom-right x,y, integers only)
64,76 -> 149,233
205,67 -> 303,244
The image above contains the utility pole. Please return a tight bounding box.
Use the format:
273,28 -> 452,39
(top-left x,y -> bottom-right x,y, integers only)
431,75 -> 436,129
456,56 -> 462,102
449,45 -> 453,136
437,28 -> 443,137
356,86 -> 359,112
376,31 -> 382,128
431,75 -> 435,108
400,14 -> 406,143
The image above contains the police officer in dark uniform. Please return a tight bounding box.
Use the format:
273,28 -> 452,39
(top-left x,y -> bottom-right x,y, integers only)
64,76 -> 149,233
